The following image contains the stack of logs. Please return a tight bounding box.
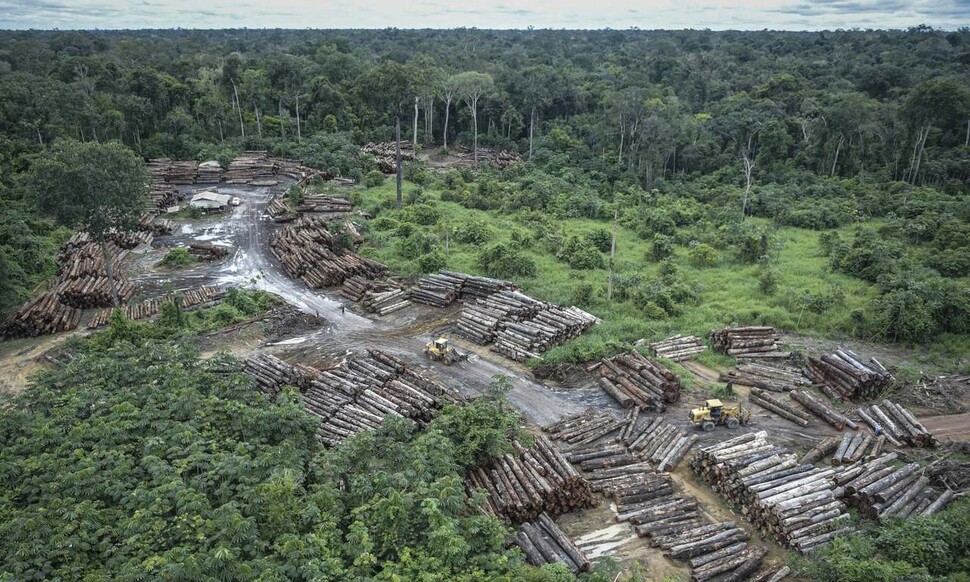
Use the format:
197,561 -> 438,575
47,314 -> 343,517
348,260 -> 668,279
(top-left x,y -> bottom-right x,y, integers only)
805,348 -> 894,400
53,237 -> 135,308
514,513 -> 590,573
297,194 -> 353,214
244,349 -> 460,445
360,142 -> 416,173
0,292 -> 81,338
838,453 -> 954,521
596,350 -> 683,410
87,285 -> 222,328
857,399 -> 935,448
188,242 -> 229,261
824,431 -> 885,465
410,272 -> 465,307
447,147 -> 522,168
272,215 -> 387,288
691,431 -> 852,553
455,290 -> 545,344
146,158 -> 179,209
790,390 -> 858,431
267,197 -> 293,221
648,335 -> 706,361
625,415 -> 699,472
492,305 -> 600,362
139,213 -> 175,235
466,434 -> 595,522
225,151 -> 279,184
197,160 -> 224,184
749,388 -> 812,427
720,362 -> 812,392
711,326 -> 789,359
340,277 -> 410,315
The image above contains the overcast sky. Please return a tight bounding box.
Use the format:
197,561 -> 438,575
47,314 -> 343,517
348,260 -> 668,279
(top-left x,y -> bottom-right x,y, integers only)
0,0 -> 966,31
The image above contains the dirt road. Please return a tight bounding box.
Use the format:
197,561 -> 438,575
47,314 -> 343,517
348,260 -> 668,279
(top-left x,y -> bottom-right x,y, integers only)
921,412 -> 970,441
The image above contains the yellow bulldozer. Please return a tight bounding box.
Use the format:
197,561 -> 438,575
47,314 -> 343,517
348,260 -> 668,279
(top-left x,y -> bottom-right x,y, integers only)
688,399 -> 751,432
423,337 -> 468,366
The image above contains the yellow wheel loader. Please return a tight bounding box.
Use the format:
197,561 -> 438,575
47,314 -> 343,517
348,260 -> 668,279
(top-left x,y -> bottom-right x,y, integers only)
688,399 -> 751,432
423,337 -> 468,366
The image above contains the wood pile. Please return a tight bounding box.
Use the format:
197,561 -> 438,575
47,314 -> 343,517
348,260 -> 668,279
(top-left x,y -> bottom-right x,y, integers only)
789,389 -> 858,431
466,433 -> 595,522
267,197 -> 291,219
410,271 -> 466,307
360,141 -> 415,173
197,160 -> 223,184
805,348 -> 893,400
720,362 -> 812,392
53,238 -> 135,308
857,399 -> 935,448
749,388 -> 812,427
87,285 -> 222,328
188,242 -> 229,261
596,350 -> 682,410
448,147 -> 522,168
514,513 -> 591,573
455,290 -> 545,343
690,431 -> 852,553
139,213 -> 175,235
272,215 -> 387,288
839,453 -> 954,521
225,151 -> 278,184
626,416 -> 699,472
649,335 -> 706,361
492,305 -> 599,362
445,270 -> 518,300
826,431 -> 884,465
245,349 -> 460,445
711,326 -> 789,359
340,277 -> 410,315
298,194 -> 353,214
0,292 -> 81,338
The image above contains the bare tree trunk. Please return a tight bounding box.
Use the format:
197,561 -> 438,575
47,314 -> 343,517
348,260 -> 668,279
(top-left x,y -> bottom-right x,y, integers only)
253,102 -> 262,138
909,125 -> 929,185
295,94 -> 302,141
443,97 -> 451,149
413,97 -> 419,147
608,210 -> 617,302
278,96 -> 286,143
965,119 -> 969,147
831,134 -> 845,176
472,101 -> 479,167
396,116 -> 403,208
230,77 -> 245,138
529,106 -> 535,160
218,119 -> 224,141
618,115 -> 624,164
741,154 -> 754,221
99,239 -> 120,307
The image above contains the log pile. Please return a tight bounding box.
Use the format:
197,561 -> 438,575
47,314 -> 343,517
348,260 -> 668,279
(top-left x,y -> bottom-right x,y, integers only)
272,215 -> 387,288
53,239 -> 135,308
789,390 -> 858,431
492,305 -> 600,363
197,160 -> 224,184
826,431 -> 883,465
466,433 -> 595,522
360,141 -> 416,173
0,292 -> 82,338
362,288 -> 410,315
596,350 -> 682,410
225,151 -> 278,184
805,348 -> 894,400
87,285 -> 223,328
749,388 -> 812,427
857,399 -> 935,448
139,213 -> 175,235
719,362 -> 812,392
690,431 -> 852,553
448,147 -> 522,168
649,335 -> 706,361
188,242 -> 230,261
840,453 -> 954,521
514,513 -> 590,573
298,194 -> 353,214
244,349 -> 460,445
267,197 -> 291,219
711,326 -> 789,359
455,290 -> 545,344
625,416 -> 699,472
410,271 -> 465,307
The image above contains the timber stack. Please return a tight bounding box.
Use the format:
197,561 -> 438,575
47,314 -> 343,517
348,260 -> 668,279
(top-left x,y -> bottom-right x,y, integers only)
272,215 -> 387,288
839,453 -> 954,521
360,141 -> 416,173
466,434 -> 595,522
341,276 -> 410,315
298,194 -> 353,214
805,348 -> 893,400
267,197 -> 292,220
53,239 -> 135,308
749,388 -> 812,427
87,285 -> 223,328
626,416 -> 699,472
455,289 -> 545,344
188,242 -> 229,261
711,326 -> 789,359
492,305 -> 600,362
244,349 -> 460,445
648,335 -> 706,361
0,292 -> 82,339
409,271 -> 465,307
719,362 -> 812,392
857,399 -> 935,447
596,349 -> 682,410
139,213 -> 175,235
789,390 -> 858,431
690,431 -> 852,553
826,431 -> 883,465
514,512 -> 590,573
225,151 -> 278,184
197,160 -> 224,184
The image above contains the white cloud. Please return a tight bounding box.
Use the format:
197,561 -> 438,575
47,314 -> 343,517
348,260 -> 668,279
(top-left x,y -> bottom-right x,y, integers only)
0,0 -> 965,29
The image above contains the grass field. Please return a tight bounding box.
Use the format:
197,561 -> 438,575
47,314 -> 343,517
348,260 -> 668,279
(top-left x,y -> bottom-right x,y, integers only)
340,178 -> 943,366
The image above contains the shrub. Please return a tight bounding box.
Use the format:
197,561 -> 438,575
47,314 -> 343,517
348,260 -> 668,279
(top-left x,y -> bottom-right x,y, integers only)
403,203 -> 441,226
477,243 -> 537,279
363,170 -> 385,188
453,220 -> 493,244
727,221 -> 773,264
829,230 -> 903,283
650,234 -> 675,262
558,236 -> 605,270
399,232 -> 438,259
758,264 -> 780,295
370,217 -> 398,231
572,284 -> 594,307
585,228 -> 612,253
417,250 -> 447,273
156,247 -> 195,267
688,243 -> 717,267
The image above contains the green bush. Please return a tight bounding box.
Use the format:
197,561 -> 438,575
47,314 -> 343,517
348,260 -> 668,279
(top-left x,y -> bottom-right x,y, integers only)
558,235 -> 604,270
758,264 -> 780,295
363,169 -> 385,187
650,234 -> 675,262
453,220 -> 494,244
688,243 -> 718,267
585,228 -> 613,252
417,250 -> 447,273
477,243 -> 537,279
403,203 -> 441,226
156,247 -> 196,267
399,232 -> 438,259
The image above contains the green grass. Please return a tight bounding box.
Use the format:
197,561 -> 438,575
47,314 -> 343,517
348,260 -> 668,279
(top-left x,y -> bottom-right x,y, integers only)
344,179 -> 948,366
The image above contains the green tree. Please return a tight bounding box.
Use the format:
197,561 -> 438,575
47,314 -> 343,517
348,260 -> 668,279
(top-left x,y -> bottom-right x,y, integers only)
26,139 -> 149,305
455,72 -> 494,167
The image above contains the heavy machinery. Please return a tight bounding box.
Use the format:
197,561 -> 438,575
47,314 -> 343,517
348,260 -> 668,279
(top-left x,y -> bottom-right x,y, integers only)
688,399 -> 751,431
423,337 -> 468,366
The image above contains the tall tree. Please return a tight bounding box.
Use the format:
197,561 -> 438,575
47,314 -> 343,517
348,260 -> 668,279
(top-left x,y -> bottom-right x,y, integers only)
438,74 -> 462,150
27,139 -> 149,305
358,62 -> 417,207
455,71 -> 493,167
